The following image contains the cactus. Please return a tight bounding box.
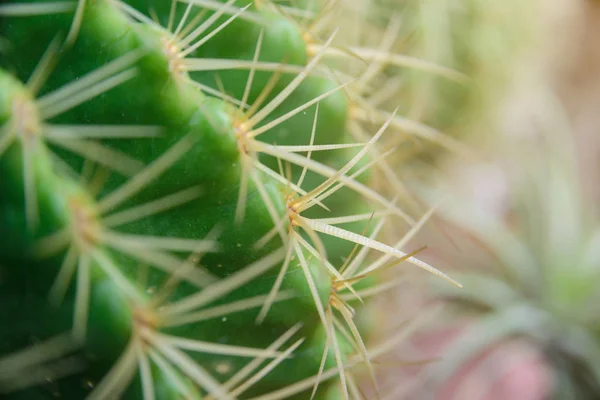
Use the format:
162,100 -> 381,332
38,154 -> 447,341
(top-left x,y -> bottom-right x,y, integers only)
0,1 -> 463,399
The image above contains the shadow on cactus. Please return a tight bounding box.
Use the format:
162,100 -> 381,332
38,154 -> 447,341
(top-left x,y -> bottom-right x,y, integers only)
0,0 -> 462,399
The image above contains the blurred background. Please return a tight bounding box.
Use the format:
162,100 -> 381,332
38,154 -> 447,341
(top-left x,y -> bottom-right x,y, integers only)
354,0 -> 600,398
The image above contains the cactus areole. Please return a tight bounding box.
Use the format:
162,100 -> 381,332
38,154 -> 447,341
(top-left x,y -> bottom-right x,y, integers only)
0,1 -> 459,399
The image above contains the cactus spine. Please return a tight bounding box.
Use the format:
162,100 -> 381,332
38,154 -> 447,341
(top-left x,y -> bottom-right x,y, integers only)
0,1 -> 460,398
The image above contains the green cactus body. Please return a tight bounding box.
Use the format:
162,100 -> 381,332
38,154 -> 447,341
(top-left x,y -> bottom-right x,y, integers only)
0,1 -> 459,399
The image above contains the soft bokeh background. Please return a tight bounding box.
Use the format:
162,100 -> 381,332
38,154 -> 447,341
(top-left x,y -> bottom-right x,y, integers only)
361,0 -> 600,398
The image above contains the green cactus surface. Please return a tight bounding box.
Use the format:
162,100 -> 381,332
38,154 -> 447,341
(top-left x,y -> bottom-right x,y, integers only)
0,1 -> 460,399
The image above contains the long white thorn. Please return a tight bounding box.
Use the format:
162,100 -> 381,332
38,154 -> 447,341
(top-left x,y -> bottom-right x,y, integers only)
46,137 -> 144,176
239,28 -> 264,118
0,2 -> 76,16
102,186 -> 203,228
257,143 -> 414,223
217,323 -> 303,395
183,58 -> 312,74
229,338 -> 305,398
246,360 -> 347,400
312,211 -> 389,226
294,108 -> 395,211
0,356 -> 84,393
188,79 -> 246,107
150,230 -> 221,306
360,204 -> 440,277
249,81 -> 352,139
98,134 -> 196,212
245,30 -> 337,128
180,0 -> 238,49
293,234 -> 360,301
337,304 -> 379,398
147,349 -> 196,398
110,0 -> 165,31
177,7 -> 210,40
346,120 -> 414,205
249,170 -> 288,243
302,218 -> 462,287
256,242 -> 295,324
310,146 -> 398,211
331,315 -> 357,354
265,142 -> 365,153
163,291 -> 295,328
48,244 -> 79,306
251,159 -> 329,211
292,239 -> 329,332
310,338 -> 329,400
72,253 -> 91,343
40,68 -> 138,120
328,307 -> 349,400
173,0 -> 195,36
177,0 -> 265,25
22,143 -> 39,233
87,339 -> 139,400
167,0 -> 177,32
307,44 -> 467,81
27,35 -> 62,95
0,333 -> 80,377
342,218 -> 386,278
89,248 -> 144,301
148,335 -> 233,400
45,124 -> 162,139
37,50 -> 143,112
181,3 -> 249,57
354,13 -> 402,94
339,276 -> 408,303
101,231 -> 218,253
155,332 -> 284,358
106,244 -> 216,289
33,228 -> 71,259
136,341 -> 156,400
65,0 -> 86,47
163,247 -> 286,317
354,106 -> 473,157
234,156 -> 250,225
292,234 -> 339,281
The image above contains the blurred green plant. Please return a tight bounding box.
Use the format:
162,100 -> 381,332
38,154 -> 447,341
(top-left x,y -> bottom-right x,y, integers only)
420,93 -> 600,399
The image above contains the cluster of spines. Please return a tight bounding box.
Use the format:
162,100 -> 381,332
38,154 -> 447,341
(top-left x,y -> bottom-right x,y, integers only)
0,0 -> 462,399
